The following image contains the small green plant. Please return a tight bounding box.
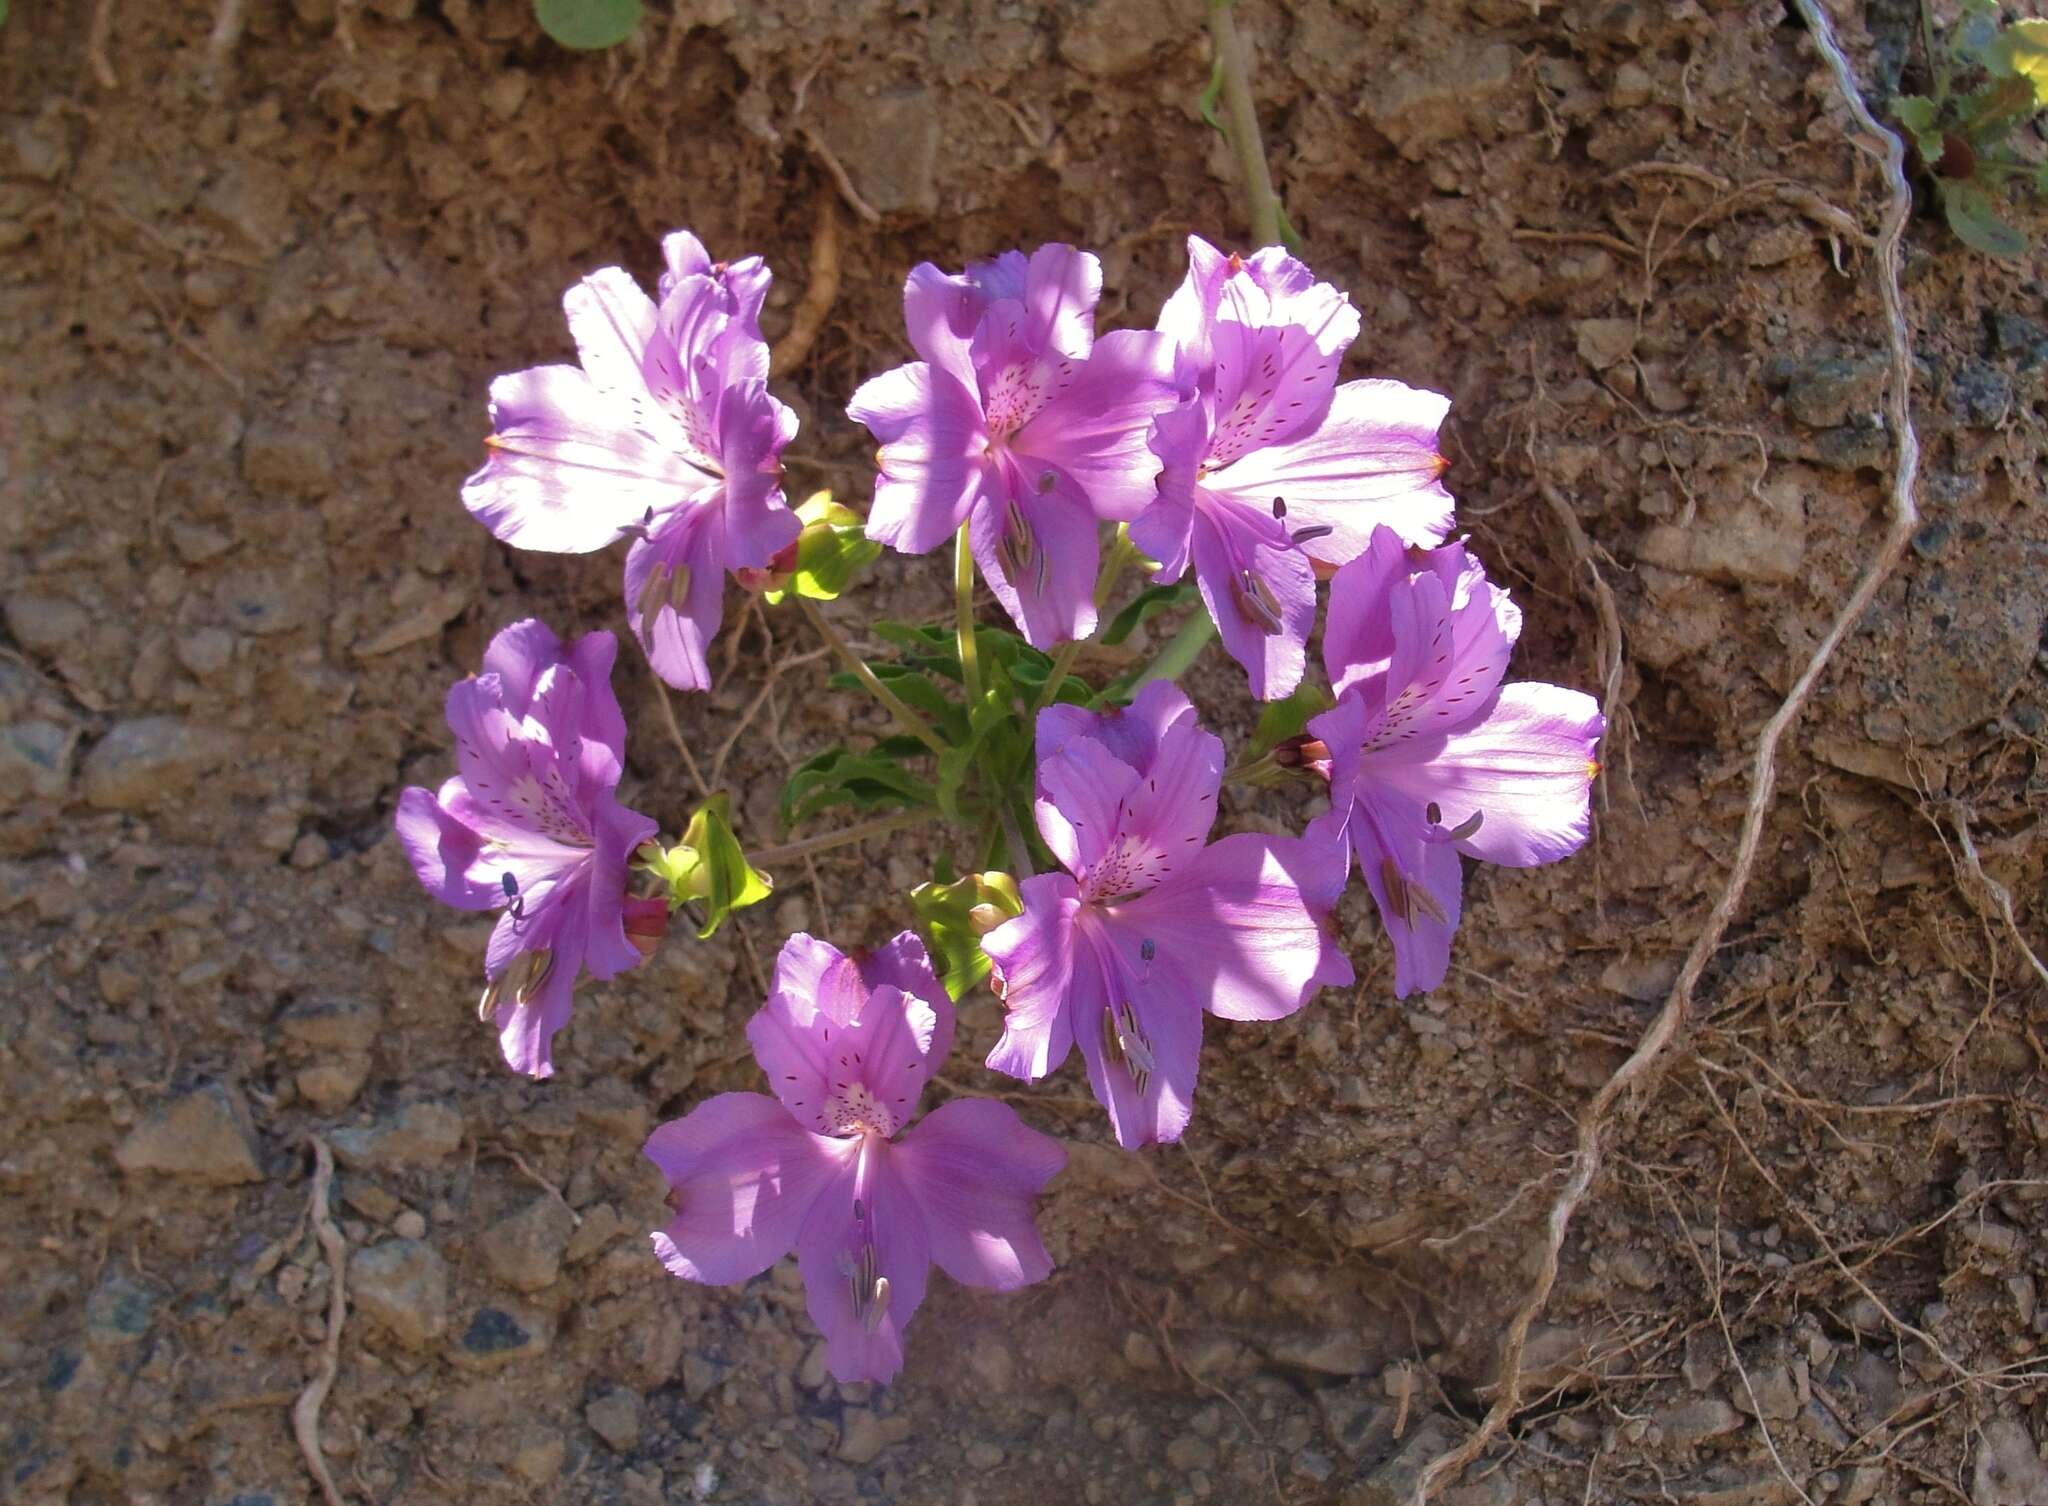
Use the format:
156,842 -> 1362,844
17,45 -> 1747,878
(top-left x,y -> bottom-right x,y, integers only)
1892,1 -> 2048,257
532,0 -> 642,51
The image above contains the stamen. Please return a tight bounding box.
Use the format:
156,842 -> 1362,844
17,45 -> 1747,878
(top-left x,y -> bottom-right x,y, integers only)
1379,858 -> 1411,927
1447,810 -> 1485,842
1139,938 -> 1156,963
1290,524 -> 1334,545
513,948 -> 555,1006
1410,885 -> 1449,926
1271,495 -> 1287,519
1101,1002 -> 1154,1095
501,871 -> 526,922
841,1199 -> 890,1332
634,561 -> 692,626
1231,568 -> 1283,635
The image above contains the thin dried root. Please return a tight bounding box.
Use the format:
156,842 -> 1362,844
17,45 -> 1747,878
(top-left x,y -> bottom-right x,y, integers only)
1410,4 -> 1921,1499
800,127 -> 881,225
770,195 -> 840,375
293,1138 -> 350,1506
1946,803 -> 2048,991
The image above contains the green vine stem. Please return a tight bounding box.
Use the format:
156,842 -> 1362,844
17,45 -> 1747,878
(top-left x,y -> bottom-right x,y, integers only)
795,596 -> 950,758
955,525 -> 985,709
749,809 -> 940,867
1206,0 -> 1284,248
1131,610 -> 1217,690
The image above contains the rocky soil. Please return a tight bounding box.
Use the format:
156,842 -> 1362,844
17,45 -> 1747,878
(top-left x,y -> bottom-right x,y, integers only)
4,1 -> 2047,1503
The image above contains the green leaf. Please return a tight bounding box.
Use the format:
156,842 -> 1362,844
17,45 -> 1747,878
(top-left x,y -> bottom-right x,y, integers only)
1941,180 -> 2028,258
1891,94 -> 1939,135
1247,681 -> 1333,760
642,795 -> 771,939
761,491 -> 883,604
0,1 -> 10,29
533,0 -> 642,48
1196,54 -> 1227,133
779,746 -> 937,827
1101,582 -> 1199,647
909,872 -> 1022,998
1987,19 -> 2048,103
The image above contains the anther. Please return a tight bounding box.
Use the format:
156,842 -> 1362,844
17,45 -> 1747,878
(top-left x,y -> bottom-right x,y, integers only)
1271,495 -> 1287,519
1447,811 -> 1485,842
1102,1002 -> 1154,1095
1231,569 -> 1284,635
1379,858 -> 1411,927
501,871 -> 526,922
1290,524 -> 1334,545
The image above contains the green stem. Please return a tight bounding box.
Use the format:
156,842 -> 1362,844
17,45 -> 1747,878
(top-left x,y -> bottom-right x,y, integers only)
1207,0 -> 1284,248
749,809 -> 939,867
1132,610 -> 1217,689
955,526 -> 984,709
996,802 -> 1037,880
1034,640 -> 1083,715
796,597 -> 949,758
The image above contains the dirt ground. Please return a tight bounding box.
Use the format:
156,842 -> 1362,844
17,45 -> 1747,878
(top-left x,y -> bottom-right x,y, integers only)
5,0 -> 2048,1502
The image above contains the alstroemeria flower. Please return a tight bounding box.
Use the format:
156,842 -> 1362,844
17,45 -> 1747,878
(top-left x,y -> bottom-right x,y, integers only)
395,620 -> 663,1077
1303,526 -> 1604,996
462,231 -> 799,691
1129,235 -> 1459,700
646,933 -> 1065,1385
847,244 -> 1181,649
981,683 -> 1353,1148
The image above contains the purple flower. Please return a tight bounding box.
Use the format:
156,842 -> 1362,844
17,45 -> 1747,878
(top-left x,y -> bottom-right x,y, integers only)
1129,235 -> 1459,700
395,619 -> 662,1078
981,683 -> 1353,1148
645,932 -> 1065,1385
1303,527 -> 1604,996
462,233 -> 799,691
847,244 -> 1182,649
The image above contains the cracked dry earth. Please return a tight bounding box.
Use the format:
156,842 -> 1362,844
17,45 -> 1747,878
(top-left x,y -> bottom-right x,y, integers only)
5,1 -> 2048,1504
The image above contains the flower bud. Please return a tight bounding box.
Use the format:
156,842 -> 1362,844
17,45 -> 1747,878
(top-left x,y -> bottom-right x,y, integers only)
623,897 -> 670,960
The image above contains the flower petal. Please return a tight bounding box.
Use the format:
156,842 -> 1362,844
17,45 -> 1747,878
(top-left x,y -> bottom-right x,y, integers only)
1036,679 -> 1201,781
1013,328 -> 1183,522
395,780 -> 495,910
893,1098 -> 1065,1289
902,261 -> 982,393
1019,242 -> 1101,361
1366,682 -> 1604,868
1188,500 -> 1316,701
856,932 -> 958,1079
1204,312 -> 1340,466
1033,734 -> 1141,883
623,510 -> 728,693
797,1149 -> 930,1385
491,887 -> 586,1077
1071,914 -> 1202,1148
463,365 -> 700,554
849,362 -> 989,557
1127,397 -> 1209,579
749,934 -> 942,1138
1211,379 -> 1455,569
1348,791 -> 1463,997
969,471 -> 1101,650
715,380 -> 801,569
981,872 -> 1083,1082
579,795 -> 659,981
646,1093 -> 848,1285
1112,831 -> 1352,1023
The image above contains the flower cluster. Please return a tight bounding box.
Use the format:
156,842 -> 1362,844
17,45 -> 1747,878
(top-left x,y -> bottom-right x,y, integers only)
393,228 -> 1603,1382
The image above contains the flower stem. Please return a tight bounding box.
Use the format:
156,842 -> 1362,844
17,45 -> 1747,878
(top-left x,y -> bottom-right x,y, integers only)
954,525 -> 984,709
795,596 -> 949,758
1132,609 -> 1216,690
996,802 -> 1037,881
1207,0 -> 1284,249
1033,639 -> 1083,715
748,809 -> 938,867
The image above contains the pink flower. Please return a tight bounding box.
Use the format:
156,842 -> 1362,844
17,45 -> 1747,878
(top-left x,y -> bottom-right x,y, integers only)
462,232 -> 798,691
981,683 -> 1353,1148
1304,527 -> 1604,995
395,620 -> 661,1077
645,933 -> 1066,1384
847,245 -> 1182,648
1130,236 -> 1458,699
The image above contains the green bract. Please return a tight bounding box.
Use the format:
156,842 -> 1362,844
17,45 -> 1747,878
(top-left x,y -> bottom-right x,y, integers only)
761,492 -> 883,605
909,872 -> 1024,999
642,795 -> 772,939
532,0 -> 643,50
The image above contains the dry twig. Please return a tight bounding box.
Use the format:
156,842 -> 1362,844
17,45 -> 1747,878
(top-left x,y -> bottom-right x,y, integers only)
1410,5 -> 1922,1497
800,127 -> 881,225
292,1138 -> 350,1506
